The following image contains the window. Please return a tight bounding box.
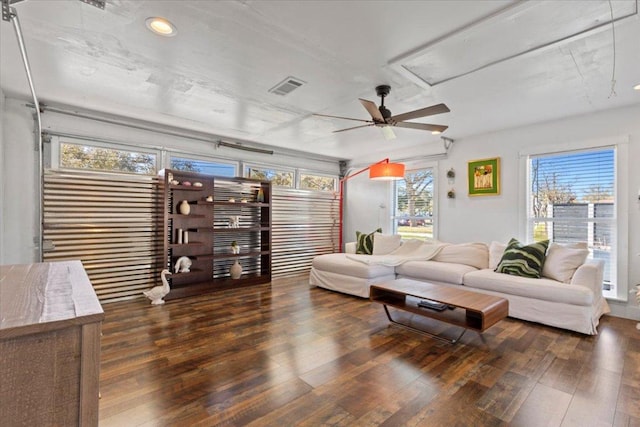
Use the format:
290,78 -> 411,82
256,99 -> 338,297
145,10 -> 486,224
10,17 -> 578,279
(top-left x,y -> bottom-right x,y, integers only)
527,148 -> 617,297
170,156 -> 236,177
60,142 -> 156,175
299,173 -> 337,191
245,166 -> 294,187
393,168 -> 434,241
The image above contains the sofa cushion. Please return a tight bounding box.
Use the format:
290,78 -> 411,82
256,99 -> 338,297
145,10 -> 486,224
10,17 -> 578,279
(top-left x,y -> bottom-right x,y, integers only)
432,242 -> 489,269
489,241 -> 507,270
355,228 -> 382,254
495,238 -> 549,278
395,260 -> 477,285
542,242 -> 589,283
373,233 -> 402,255
464,269 -> 594,306
312,253 -> 394,279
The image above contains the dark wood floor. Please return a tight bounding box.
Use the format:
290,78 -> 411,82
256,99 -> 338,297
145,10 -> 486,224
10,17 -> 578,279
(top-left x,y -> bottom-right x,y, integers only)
99,275 -> 640,426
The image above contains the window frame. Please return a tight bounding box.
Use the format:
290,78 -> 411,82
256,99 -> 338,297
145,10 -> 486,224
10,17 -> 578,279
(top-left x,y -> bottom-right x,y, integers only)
297,169 -> 338,192
243,163 -> 296,188
51,136 -> 160,175
519,136 -> 629,301
392,164 -> 438,241
168,153 -> 238,177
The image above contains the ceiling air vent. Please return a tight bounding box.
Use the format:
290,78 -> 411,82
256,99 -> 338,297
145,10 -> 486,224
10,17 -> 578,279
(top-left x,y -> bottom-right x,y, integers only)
268,76 -> 305,96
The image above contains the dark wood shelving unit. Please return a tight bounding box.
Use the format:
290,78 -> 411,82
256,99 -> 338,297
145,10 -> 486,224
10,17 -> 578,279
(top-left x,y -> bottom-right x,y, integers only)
161,169 -> 272,300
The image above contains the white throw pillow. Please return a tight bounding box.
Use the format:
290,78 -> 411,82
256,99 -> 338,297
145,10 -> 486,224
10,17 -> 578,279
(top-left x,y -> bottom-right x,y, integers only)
432,242 -> 489,269
489,241 -> 507,270
542,242 -> 589,283
372,233 -> 402,255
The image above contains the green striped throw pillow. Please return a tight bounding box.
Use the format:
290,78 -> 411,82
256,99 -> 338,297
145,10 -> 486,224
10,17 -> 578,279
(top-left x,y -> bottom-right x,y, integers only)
495,238 -> 549,278
355,228 -> 382,255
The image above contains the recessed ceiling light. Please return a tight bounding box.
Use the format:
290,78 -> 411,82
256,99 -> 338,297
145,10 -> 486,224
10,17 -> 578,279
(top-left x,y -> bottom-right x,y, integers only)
634,83 -> 640,91
145,17 -> 177,37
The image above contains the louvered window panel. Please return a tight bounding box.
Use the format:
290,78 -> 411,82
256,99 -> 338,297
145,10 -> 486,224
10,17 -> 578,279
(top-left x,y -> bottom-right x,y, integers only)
43,170 -> 163,303
43,171 -> 338,302
271,188 -> 339,277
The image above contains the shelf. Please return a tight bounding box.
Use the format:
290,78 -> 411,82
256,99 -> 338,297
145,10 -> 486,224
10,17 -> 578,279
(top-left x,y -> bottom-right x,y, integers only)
168,242 -> 204,248
169,268 -> 204,276
194,250 -> 270,261
170,185 -> 204,191
208,226 -> 270,232
162,169 -> 271,300
165,274 -> 271,300
210,201 -> 270,207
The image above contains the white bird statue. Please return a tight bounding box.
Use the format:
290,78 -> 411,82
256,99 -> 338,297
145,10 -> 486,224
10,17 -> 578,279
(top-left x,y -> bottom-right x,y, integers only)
143,269 -> 171,305
174,256 -> 192,273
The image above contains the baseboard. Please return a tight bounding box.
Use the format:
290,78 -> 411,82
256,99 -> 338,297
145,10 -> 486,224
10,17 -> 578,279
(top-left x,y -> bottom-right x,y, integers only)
607,299 -> 640,321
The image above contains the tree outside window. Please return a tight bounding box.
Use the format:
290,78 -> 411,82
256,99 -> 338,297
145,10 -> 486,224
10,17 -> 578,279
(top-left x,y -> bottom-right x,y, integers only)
300,173 -> 336,191
170,157 -> 236,177
60,143 -> 156,175
528,149 -> 616,295
394,169 -> 434,240
247,167 -> 293,187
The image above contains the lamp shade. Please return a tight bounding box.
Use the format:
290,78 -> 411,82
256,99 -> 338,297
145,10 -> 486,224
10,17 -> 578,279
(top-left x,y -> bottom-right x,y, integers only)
369,162 -> 405,180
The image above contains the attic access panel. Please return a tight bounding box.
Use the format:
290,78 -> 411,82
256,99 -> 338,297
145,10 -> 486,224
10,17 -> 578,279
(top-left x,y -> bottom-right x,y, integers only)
391,0 -> 638,87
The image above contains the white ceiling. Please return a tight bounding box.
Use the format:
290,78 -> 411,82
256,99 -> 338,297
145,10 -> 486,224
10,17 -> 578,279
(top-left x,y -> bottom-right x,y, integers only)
1,0 -> 639,162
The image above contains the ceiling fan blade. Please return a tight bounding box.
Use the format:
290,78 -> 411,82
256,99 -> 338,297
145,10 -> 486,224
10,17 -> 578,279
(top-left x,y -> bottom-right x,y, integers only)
390,103 -> 450,122
313,113 -> 371,123
333,124 -> 374,133
394,122 -> 448,133
359,98 -> 385,122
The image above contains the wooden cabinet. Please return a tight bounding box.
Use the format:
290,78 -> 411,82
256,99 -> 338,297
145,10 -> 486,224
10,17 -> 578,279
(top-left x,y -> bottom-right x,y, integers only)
0,261 -> 104,427
162,169 -> 272,299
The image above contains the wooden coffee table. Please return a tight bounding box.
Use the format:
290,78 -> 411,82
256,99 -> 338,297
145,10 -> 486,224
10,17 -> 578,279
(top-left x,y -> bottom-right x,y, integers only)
370,278 -> 509,343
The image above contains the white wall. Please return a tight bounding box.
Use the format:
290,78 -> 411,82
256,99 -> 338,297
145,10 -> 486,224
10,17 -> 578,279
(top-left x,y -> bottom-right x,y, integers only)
0,88 -> 5,263
1,99 -> 39,263
343,172 -> 393,246
345,103 -> 640,320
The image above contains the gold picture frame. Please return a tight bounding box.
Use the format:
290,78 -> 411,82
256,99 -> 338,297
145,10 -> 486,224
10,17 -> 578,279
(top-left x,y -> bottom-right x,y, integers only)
468,157 -> 500,196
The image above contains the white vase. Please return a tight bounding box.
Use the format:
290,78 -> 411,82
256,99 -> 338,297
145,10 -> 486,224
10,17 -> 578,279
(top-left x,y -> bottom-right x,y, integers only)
230,260 -> 242,279
178,200 -> 190,215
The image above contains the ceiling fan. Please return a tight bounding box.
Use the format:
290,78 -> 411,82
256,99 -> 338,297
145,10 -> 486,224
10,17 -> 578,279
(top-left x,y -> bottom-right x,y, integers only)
314,85 -> 450,139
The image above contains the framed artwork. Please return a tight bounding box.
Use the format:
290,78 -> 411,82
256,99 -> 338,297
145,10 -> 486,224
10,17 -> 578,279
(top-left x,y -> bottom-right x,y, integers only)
468,157 -> 500,196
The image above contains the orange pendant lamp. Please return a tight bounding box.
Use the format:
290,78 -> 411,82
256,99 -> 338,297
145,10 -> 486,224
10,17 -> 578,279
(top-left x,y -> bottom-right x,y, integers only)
369,161 -> 405,180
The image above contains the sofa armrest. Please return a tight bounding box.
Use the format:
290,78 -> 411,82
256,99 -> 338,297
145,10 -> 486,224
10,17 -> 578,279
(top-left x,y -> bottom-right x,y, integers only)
345,242 -> 356,254
571,259 -> 605,297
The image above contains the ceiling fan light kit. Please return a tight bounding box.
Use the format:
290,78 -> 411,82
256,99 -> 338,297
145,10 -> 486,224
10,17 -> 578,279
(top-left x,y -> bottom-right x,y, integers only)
314,85 -> 450,137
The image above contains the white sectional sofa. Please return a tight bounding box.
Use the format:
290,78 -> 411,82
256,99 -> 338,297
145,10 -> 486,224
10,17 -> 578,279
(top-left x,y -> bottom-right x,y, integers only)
309,240 -> 610,335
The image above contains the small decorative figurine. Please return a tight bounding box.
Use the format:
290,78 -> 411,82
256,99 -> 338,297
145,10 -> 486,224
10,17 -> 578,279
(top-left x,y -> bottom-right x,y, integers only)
231,240 -> 240,254
230,259 -> 242,279
178,200 -> 190,215
174,256 -> 192,273
143,269 -> 171,305
228,216 -> 240,228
